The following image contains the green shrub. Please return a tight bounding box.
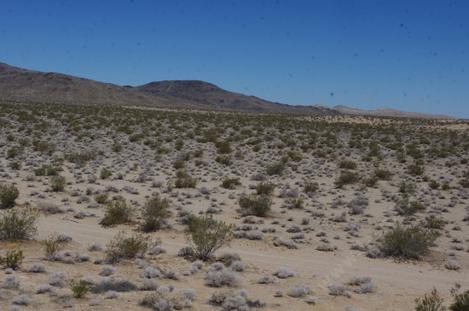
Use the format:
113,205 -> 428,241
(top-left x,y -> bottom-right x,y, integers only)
379,223 -> 438,260
100,199 -> 133,227
8,161 -> 21,170
374,168 -> 393,180
105,231 -> 149,263
287,198 -> 304,209
335,170 -> 360,188
100,168 -> 112,179
215,155 -> 232,165
423,215 -> 446,230
238,194 -> 271,217
450,287 -> 469,311
173,159 -> 185,169
185,215 -> 232,261
304,181 -> 319,193
34,164 -> 59,176
221,177 -> 241,189
429,180 -> 440,190
408,162 -> 425,176
339,159 -> 357,169
215,140 -> 232,154
43,234 -> 69,260
6,147 -> 18,159
415,288 -> 446,311
396,198 -> 425,216
0,250 -> 24,270
50,175 -> 66,192
140,195 -> 171,232
70,279 -> 90,298
266,161 -> 285,176
400,180 -> 416,195
0,184 -> 19,209
256,182 -> 275,195
94,193 -> 109,204
0,208 -> 38,241
174,170 -> 197,188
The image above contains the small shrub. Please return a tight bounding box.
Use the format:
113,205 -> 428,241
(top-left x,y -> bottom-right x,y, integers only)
0,208 -> 38,241
400,180 -> 416,195
339,159 -> 357,169
100,168 -> 112,179
396,198 -> 425,216
256,182 -> 275,195
140,195 -> 171,232
408,162 -> 425,176
266,161 -> 285,176
423,215 -> 446,230
216,140 -> 232,154
374,168 -> 392,180
0,250 -> 24,270
378,223 -> 438,260
415,288 -> 446,311
43,234 -> 70,260
94,193 -> 108,204
221,177 -> 241,190
185,215 -> 233,261
34,164 -> 58,176
0,184 -> 19,209
100,199 -> 132,227
174,170 -> 197,188
335,170 -> 360,188
70,279 -> 90,298
105,231 -> 149,263
304,181 -> 319,193
287,197 -> 304,209
216,155 -> 232,165
50,175 -> 66,192
450,286 -> 469,311
238,194 -> 271,217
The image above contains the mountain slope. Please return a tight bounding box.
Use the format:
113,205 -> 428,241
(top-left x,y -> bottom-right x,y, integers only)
0,62 -> 335,114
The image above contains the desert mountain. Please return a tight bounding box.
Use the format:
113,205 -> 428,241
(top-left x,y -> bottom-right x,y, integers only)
0,62 -> 335,115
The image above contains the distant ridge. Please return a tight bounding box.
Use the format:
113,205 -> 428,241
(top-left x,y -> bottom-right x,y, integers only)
0,62 -> 453,118
333,105 -> 454,119
0,62 -> 336,115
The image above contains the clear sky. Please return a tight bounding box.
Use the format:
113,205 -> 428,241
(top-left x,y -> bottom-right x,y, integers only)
1,0 -> 468,117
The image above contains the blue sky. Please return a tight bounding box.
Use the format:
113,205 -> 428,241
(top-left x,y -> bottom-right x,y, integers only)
1,0 -> 468,117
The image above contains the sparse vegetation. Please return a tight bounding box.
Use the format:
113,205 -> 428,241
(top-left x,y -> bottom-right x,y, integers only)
0,208 -> 38,241
100,199 -> 133,227
0,183 -> 19,209
140,195 -> 171,232
185,215 -> 232,261
378,223 -> 438,260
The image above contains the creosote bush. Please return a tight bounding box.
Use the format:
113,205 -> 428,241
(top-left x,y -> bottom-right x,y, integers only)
221,177 -> 241,189
0,208 -> 38,241
415,288 -> 446,311
256,182 -> 275,195
185,215 -> 233,261
105,231 -> 149,263
100,199 -> 133,227
238,194 -> 271,217
140,195 -> 171,232
0,250 -> 24,270
335,170 -> 360,188
174,170 -> 197,188
378,223 -> 438,260
50,175 -> 66,192
70,279 -> 90,298
266,161 -> 285,176
43,234 -> 70,260
0,184 -> 19,209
